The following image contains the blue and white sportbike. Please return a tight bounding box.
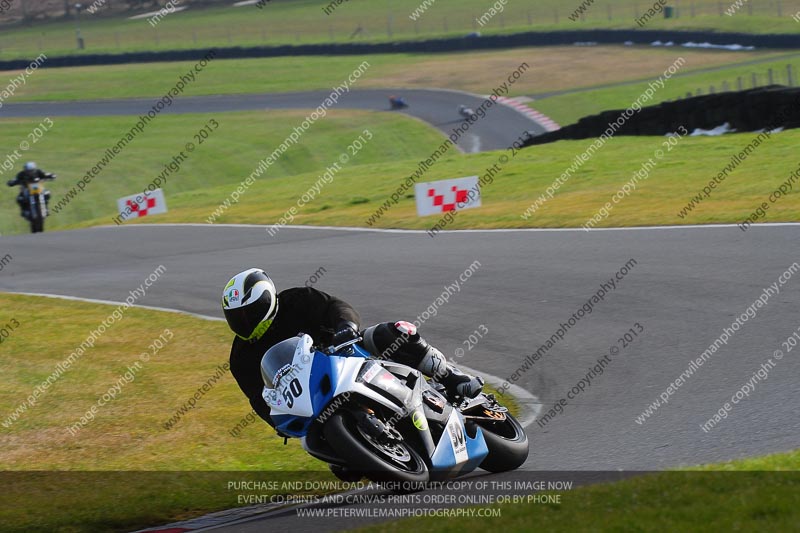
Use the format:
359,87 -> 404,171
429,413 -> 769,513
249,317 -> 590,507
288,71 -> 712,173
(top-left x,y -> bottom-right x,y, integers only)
260,334 -> 529,484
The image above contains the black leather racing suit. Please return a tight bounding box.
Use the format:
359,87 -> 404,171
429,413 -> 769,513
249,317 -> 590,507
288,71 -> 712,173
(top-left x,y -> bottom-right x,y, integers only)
229,287 -> 473,428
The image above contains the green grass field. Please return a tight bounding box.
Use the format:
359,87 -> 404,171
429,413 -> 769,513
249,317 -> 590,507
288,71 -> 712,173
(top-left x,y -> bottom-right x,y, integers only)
0,292 -> 320,530
0,293 -> 516,532
533,51 -> 800,125
2,110 -> 797,236
1,0 -> 800,59
0,46 -> 785,103
360,451 -> 800,532
0,110 -> 445,234
0,294 -> 306,471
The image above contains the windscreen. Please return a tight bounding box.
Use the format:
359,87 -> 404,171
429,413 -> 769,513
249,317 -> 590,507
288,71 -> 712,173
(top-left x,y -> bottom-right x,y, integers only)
260,337 -> 300,389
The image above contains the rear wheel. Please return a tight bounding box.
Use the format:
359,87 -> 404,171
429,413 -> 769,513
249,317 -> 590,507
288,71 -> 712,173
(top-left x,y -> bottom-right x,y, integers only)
323,411 -> 429,484
476,412 -> 529,472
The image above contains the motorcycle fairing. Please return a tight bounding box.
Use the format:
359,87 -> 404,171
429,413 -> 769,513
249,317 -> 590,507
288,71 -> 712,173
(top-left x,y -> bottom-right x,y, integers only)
263,335 -> 396,438
429,410 -> 488,477
355,359 -> 489,477
261,334 -> 488,475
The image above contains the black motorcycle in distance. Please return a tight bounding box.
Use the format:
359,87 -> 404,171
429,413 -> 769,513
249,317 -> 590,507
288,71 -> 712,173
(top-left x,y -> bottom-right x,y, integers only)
7,174 -> 56,233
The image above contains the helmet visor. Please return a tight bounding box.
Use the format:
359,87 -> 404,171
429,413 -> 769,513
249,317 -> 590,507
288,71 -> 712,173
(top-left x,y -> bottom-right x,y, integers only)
224,306 -> 274,340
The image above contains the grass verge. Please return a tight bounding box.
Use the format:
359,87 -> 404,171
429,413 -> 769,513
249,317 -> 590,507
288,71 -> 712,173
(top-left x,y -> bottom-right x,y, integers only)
51,128 -> 800,233
0,110 -> 445,234
2,110 -> 797,236
360,450 -> 800,532
0,292 -> 317,530
533,52 -> 800,125
0,293 -> 518,531
0,47 -> 783,102
1,0 -> 800,59
0,293 -> 306,471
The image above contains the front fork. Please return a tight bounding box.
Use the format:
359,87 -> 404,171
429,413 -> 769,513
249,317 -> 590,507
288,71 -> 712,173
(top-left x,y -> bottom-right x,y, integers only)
27,192 -> 48,218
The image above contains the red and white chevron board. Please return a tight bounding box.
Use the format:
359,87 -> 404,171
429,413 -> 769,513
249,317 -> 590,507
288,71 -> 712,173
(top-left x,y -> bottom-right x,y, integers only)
495,96 -> 561,132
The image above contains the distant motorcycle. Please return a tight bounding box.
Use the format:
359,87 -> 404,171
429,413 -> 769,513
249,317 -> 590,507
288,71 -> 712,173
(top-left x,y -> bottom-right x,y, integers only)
7,174 -> 55,233
389,95 -> 409,110
459,105 -> 476,120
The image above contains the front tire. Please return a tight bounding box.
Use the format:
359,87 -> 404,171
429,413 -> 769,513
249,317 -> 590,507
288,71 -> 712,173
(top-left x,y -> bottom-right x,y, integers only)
477,412 -> 529,472
323,411 -> 429,484
30,216 -> 43,233
29,203 -> 44,233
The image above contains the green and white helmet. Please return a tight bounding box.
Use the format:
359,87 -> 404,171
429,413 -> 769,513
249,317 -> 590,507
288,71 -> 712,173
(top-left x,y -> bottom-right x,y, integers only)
222,268 -> 279,340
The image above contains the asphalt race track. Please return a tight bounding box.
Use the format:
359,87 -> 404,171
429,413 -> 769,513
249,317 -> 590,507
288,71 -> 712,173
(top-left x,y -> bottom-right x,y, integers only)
2,223 -> 799,531
0,89 -> 545,153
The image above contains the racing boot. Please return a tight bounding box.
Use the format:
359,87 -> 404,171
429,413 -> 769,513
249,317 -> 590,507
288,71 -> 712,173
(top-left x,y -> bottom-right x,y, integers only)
362,321 -> 483,399
438,365 -> 484,400
417,343 -> 484,399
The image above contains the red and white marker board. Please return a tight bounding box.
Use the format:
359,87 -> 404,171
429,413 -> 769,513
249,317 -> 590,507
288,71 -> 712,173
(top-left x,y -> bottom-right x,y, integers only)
414,176 -> 481,217
116,189 -> 168,220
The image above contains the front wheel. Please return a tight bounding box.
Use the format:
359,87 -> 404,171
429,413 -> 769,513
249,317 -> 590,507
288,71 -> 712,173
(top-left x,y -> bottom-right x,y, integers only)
30,216 -> 44,233
476,412 -> 529,472
323,411 -> 429,484
29,202 -> 44,233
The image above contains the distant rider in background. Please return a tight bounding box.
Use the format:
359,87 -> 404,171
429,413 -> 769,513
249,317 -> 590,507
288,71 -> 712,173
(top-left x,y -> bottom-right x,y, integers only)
389,95 -> 408,109
6,162 -> 55,219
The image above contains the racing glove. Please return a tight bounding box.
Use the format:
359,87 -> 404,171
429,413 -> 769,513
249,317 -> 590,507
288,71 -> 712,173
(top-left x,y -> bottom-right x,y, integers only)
331,321 -> 359,347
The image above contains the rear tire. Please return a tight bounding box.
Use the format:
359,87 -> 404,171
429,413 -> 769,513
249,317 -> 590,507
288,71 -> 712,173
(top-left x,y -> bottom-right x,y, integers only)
323,411 -> 429,484
477,412 -> 529,472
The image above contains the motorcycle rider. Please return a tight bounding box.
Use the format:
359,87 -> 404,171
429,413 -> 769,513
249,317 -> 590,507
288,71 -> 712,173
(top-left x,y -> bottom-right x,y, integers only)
6,162 -> 55,219
388,95 -> 407,109
222,268 -> 484,430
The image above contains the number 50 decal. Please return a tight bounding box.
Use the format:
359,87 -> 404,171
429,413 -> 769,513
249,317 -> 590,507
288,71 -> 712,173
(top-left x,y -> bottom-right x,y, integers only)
282,378 -> 304,408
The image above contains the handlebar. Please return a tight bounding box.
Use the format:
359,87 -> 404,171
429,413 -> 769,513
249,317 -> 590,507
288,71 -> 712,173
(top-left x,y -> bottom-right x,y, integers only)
7,174 -> 56,186
324,336 -> 363,355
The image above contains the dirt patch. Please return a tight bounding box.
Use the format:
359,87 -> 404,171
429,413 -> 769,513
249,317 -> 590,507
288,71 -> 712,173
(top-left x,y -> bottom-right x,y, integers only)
365,46 -> 783,95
